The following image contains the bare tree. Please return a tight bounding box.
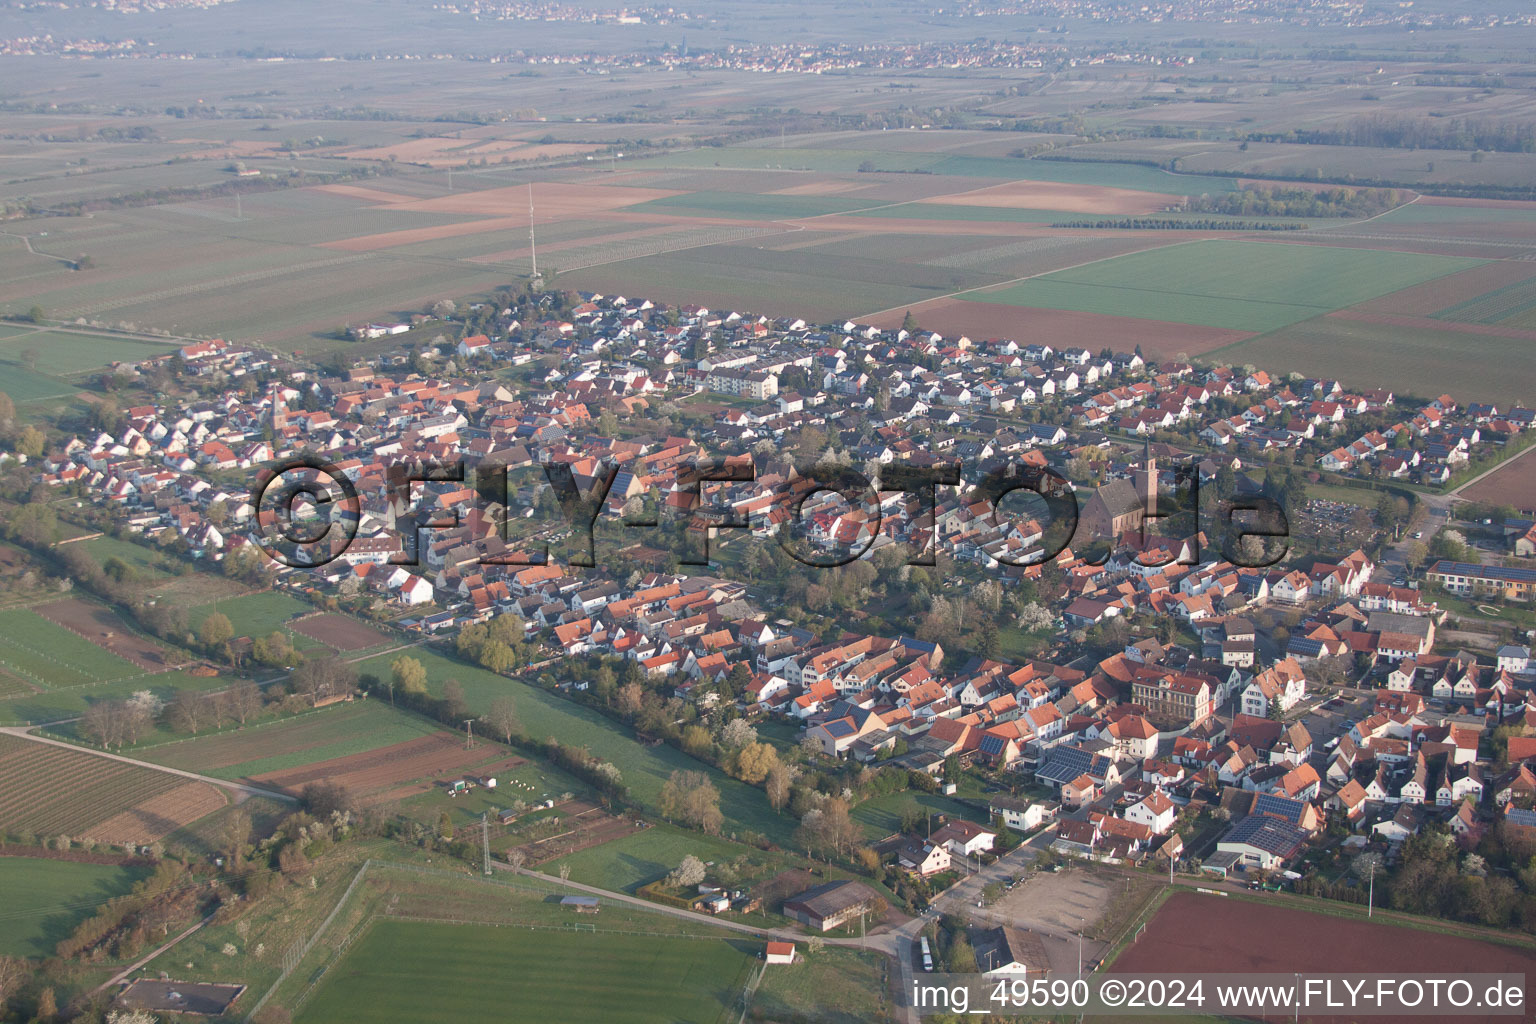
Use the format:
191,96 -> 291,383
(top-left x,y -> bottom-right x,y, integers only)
227,679 -> 263,724
486,696 -> 520,744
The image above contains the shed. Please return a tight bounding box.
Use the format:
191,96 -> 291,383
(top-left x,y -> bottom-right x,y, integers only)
765,941 -> 796,965
560,895 -> 600,914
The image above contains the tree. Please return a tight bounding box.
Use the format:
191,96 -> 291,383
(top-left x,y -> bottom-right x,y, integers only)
197,611 -> 234,652
1404,540 -> 1429,571
734,741 -> 779,784
227,679 -> 263,724
0,390 -> 13,433
658,770 -> 723,833
765,762 -> 794,812
486,695 -> 520,744
720,717 -> 757,749
439,811 -> 454,840
24,304 -> 44,324
669,854 -> 707,888
35,985 -> 57,1022
292,656 -> 356,706
391,655 -> 428,696
15,425 -> 45,458
167,689 -> 207,734
442,678 -> 468,722
901,310 -> 919,333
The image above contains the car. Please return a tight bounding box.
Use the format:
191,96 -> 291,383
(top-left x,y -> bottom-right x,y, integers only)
1393,577 -> 1407,587
1412,531 -> 1422,538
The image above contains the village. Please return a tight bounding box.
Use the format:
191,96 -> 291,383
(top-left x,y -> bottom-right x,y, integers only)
7,279 -> 1536,995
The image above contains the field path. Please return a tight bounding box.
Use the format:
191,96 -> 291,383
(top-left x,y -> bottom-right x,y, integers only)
0,726 -> 297,803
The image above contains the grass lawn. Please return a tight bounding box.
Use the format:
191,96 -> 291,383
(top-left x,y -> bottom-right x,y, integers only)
851,791 -> 983,840
80,535 -> 173,580
0,857 -> 151,957
967,240 -> 1485,332
353,648 -> 792,844
752,947 -> 890,1024
0,608 -> 142,689
294,919 -> 757,1024
190,590 -> 318,644
0,329 -> 179,376
0,670 -> 231,728
558,823 -> 780,894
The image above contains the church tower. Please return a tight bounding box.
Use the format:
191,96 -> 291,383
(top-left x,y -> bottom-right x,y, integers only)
1138,438 -> 1157,519
271,383 -> 287,433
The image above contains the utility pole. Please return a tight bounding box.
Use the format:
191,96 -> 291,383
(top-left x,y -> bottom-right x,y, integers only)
1367,862 -> 1375,918
481,813 -> 491,876
464,718 -> 475,749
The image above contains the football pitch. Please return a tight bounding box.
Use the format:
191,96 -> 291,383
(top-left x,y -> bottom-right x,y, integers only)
294,919 -> 757,1024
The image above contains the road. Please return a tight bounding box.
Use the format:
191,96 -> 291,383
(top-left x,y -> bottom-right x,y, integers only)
0,725 -> 296,803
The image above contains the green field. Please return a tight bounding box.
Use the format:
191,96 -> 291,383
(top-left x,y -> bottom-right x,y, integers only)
0,608 -> 142,689
0,364 -> 79,401
352,648 -> 792,843
295,919 -> 756,1024
191,590 -> 314,642
1209,316 -> 1536,408
0,856 -> 152,957
0,670 -> 231,728
850,791 -> 983,840
1373,202 -> 1536,225
753,947 -> 890,1024
557,823 -> 776,893
968,240 -> 1485,332
0,328 -> 179,376
139,700 -> 440,778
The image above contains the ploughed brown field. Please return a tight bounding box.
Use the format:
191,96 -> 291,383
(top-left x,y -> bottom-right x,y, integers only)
866,299 -> 1252,359
1112,892 -> 1535,1024
1460,446 -> 1536,514
919,179 -> 1174,215
1354,261 -> 1536,318
82,781 -> 228,846
35,598 -> 178,672
289,613 -> 389,652
248,733 -> 527,804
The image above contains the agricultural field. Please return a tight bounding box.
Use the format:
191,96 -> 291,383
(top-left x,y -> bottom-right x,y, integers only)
36,598 -> 183,673
288,613 -> 390,652
1433,273 -> 1536,331
0,606 -> 146,689
0,734 -> 226,843
966,239 -> 1486,332
249,732 -> 526,806
1460,446 -> 1536,514
294,919 -> 757,1024
0,857 -> 152,957
1113,891 -> 1534,1023
138,700 -> 441,781
1,670 -> 233,731
1209,315 -> 1536,408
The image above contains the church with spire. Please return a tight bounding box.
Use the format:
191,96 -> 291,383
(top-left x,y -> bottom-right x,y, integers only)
1080,439 -> 1158,543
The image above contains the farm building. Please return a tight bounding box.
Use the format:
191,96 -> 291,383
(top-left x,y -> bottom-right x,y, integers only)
781,880 -> 879,932
560,895 -> 600,914
765,941 -> 797,965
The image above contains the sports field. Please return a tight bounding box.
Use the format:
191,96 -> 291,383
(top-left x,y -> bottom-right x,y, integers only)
0,856 -> 152,957
966,240 -> 1486,332
294,919 -> 757,1024
557,823 -> 774,893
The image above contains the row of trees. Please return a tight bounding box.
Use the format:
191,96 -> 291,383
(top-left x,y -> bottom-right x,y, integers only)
1188,184 -> 1409,218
